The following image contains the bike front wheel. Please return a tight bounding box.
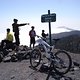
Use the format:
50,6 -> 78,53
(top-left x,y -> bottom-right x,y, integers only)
52,50 -> 72,75
30,48 -> 41,68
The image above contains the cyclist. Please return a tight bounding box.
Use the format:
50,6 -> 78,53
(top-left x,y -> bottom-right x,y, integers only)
0,28 -> 14,49
29,26 -> 36,48
12,19 -> 28,46
41,30 -> 48,41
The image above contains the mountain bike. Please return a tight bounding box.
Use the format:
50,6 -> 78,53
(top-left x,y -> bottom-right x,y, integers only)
30,35 -> 72,75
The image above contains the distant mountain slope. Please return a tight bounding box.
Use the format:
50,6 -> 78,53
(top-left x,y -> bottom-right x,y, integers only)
51,30 -> 80,39
50,30 -> 80,53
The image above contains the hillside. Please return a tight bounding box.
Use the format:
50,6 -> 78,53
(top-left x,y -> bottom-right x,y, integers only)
51,30 -> 80,39
50,30 -> 80,53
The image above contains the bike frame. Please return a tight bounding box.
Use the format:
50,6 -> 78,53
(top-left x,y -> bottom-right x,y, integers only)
35,36 -> 54,59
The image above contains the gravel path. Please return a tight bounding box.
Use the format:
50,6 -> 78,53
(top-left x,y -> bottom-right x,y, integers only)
0,52 -> 80,80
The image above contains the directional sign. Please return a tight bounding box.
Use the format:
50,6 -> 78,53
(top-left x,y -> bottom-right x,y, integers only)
41,13 -> 56,22
41,10 -> 56,46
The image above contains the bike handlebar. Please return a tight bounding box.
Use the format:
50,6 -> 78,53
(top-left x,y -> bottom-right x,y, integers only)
36,35 -> 44,39
36,35 -> 49,42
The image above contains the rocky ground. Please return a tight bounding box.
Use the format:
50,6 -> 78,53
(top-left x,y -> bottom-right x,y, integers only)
0,51 -> 80,80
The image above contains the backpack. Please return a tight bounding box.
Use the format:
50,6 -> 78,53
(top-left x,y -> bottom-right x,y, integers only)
29,30 -> 36,37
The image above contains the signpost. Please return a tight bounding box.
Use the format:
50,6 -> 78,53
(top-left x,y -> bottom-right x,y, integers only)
41,13 -> 56,22
41,10 -> 56,46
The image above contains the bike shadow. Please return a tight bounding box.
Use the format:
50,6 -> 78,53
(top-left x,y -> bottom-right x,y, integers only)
46,71 -> 72,80
29,65 -> 72,80
29,65 -> 38,71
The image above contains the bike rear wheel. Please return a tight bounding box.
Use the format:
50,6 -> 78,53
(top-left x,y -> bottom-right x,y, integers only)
0,53 -> 3,62
30,48 -> 41,68
52,50 -> 72,75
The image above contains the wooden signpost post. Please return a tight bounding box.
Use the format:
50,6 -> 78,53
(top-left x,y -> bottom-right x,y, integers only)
41,10 -> 56,46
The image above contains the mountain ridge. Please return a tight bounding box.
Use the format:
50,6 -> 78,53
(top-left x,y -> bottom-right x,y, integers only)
51,30 -> 80,39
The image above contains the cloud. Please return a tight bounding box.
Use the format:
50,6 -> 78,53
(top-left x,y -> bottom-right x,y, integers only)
57,26 -> 76,31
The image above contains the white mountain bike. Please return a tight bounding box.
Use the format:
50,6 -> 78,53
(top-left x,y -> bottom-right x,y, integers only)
30,35 -> 72,75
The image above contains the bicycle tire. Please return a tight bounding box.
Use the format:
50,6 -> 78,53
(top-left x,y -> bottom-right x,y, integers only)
51,50 -> 72,75
30,48 -> 41,68
0,54 -> 3,62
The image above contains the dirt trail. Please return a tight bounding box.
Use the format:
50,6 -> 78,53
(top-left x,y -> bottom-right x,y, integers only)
0,52 -> 80,80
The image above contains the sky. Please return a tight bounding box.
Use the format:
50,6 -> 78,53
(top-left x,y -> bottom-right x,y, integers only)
0,0 -> 80,46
